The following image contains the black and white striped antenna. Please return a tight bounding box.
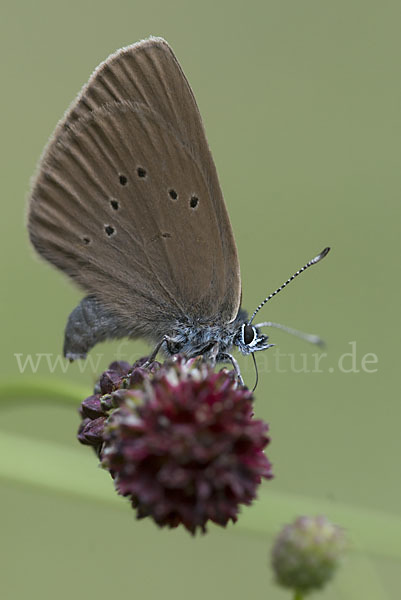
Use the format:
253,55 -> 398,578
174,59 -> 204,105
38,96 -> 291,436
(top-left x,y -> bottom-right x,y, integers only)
248,247 -> 330,325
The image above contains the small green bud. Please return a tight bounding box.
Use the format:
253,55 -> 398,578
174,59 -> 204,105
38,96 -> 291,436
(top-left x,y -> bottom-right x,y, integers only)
271,515 -> 346,594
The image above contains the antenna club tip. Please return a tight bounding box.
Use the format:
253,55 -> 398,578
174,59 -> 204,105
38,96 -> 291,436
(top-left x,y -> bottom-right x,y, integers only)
313,247 -> 331,263
311,336 -> 326,348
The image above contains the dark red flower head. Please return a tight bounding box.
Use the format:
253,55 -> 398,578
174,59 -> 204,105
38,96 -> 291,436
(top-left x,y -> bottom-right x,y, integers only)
78,356 -> 273,534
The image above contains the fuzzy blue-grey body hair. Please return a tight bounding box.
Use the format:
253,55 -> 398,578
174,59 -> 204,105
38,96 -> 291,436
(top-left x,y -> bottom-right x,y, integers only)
64,296 -> 270,362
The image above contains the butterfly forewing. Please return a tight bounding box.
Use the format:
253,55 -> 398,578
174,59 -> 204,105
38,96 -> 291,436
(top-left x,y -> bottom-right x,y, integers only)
28,38 -> 241,326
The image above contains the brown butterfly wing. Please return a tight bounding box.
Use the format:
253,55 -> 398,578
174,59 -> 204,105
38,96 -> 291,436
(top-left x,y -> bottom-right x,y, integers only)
28,38 -> 241,325
29,101 -> 233,326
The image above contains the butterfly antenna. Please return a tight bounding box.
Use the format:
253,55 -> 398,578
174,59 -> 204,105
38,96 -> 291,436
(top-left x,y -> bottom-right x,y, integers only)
248,247 -> 330,325
251,352 -> 259,392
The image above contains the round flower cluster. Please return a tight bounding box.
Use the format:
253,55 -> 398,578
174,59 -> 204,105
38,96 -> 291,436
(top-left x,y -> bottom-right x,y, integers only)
78,356 -> 272,533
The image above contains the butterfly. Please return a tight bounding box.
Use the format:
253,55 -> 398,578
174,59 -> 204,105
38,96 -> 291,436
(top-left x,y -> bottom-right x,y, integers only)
28,37 -> 329,384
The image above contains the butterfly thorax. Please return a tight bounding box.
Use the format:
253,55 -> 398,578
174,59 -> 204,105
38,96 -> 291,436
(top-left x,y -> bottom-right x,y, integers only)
163,309 -> 271,361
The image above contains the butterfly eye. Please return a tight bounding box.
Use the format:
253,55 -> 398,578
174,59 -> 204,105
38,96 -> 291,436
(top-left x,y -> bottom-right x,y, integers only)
243,324 -> 255,345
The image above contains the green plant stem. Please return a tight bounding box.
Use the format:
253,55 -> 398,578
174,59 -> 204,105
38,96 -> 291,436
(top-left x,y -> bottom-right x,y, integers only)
0,378 -> 86,409
1,374 -> 401,600
293,592 -> 304,600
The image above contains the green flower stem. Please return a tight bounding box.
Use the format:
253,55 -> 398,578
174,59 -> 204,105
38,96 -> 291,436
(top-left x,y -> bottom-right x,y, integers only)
0,378 -> 86,408
0,376 -> 400,600
1,432 -> 392,600
0,428 -> 400,563
293,592 -> 303,600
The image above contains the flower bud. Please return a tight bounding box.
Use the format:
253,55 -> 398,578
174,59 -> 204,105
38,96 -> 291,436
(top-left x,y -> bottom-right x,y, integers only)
271,515 -> 346,594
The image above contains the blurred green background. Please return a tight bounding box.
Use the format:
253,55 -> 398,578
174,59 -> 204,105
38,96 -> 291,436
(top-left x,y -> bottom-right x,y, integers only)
1,0 -> 400,598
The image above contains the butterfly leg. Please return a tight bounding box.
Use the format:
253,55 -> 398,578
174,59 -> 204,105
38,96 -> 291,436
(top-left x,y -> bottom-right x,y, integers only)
187,340 -> 219,363
219,353 -> 244,386
206,341 -> 219,365
63,295 -> 132,360
145,339 -> 220,367
143,335 -> 178,366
